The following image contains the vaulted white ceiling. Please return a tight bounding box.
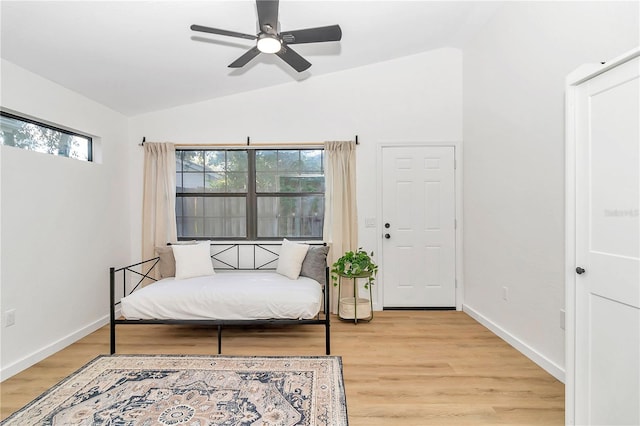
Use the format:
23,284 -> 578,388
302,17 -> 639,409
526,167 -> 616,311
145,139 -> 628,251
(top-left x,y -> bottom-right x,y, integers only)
1,1 -> 502,116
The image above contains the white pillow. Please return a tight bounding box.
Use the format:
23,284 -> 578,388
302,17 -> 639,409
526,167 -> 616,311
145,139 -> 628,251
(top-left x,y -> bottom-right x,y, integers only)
276,239 -> 310,280
172,242 -> 215,280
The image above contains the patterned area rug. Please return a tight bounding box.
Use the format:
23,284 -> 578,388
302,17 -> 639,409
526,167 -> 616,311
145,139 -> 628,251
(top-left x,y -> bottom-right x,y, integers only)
3,355 -> 348,426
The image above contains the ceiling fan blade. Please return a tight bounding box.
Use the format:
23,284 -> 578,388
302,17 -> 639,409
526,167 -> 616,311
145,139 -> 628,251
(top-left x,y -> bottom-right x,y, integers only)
276,44 -> 311,72
280,25 -> 342,44
228,46 -> 261,68
191,24 -> 257,41
256,0 -> 279,33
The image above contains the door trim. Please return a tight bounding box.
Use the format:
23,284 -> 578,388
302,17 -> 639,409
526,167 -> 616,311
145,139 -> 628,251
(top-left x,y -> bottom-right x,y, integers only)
564,46 -> 640,426
376,141 -> 463,311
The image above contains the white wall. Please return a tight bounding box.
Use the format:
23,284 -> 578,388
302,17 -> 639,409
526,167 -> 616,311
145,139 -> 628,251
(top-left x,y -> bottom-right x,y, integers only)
128,47 -> 463,308
0,60 -> 132,379
462,1 -> 639,380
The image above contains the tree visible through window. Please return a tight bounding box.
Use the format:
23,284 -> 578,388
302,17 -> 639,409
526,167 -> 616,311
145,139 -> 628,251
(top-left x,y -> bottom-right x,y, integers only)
0,111 -> 92,161
176,149 -> 324,240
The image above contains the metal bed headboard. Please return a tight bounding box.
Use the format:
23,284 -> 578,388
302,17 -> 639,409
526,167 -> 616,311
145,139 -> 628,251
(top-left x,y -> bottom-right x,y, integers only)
208,242 -> 326,270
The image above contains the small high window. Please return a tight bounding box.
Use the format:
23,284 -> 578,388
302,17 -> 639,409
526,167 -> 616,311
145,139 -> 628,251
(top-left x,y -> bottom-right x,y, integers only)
0,111 -> 92,162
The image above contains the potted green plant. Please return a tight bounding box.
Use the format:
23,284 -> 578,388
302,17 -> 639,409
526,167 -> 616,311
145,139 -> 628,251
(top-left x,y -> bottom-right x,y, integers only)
331,248 -> 378,289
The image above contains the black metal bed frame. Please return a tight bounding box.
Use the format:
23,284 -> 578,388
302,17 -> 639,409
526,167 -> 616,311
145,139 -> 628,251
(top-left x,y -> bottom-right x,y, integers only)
109,242 -> 331,355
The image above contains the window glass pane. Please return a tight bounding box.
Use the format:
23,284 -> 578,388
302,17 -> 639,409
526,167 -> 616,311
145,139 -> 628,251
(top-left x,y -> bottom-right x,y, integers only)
0,112 -> 91,161
182,151 -> 204,171
205,150 -> 225,171
175,171 -> 183,192
257,197 -> 278,238
175,198 -> 184,238
177,197 -> 206,238
256,172 -> 277,192
301,150 -> 323,172
301,196 -> 325,237
279,175 -> 301,193
226,172 -> 248,192
203,172 -> 248,193
256,150 -> 323,194
277,150 -> 300,172
227,150 -> 248,171
204,197 -> 224,217
198,151 -> 248,193
177,219 -> 183,237
182,218 -> 205,238
182,172 -> 205,192
280,199 -> 297,237
204,172 -> 225,193
256,150 -> 277,171
258,196 -> 323,238
225,197 -> 247,237
301,175 -> 324,192
182,197 -> 204,217
176,197 -> 184,217
203,197 -> 246,237
257,174 -> 324,193
176,151 -> 183,172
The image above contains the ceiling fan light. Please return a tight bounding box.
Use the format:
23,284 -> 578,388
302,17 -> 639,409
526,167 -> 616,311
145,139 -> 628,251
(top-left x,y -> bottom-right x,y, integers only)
257,35 -> 282,54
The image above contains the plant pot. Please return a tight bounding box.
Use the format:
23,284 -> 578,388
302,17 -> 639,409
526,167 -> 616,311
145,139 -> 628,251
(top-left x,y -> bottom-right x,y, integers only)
339,297 -> 371,320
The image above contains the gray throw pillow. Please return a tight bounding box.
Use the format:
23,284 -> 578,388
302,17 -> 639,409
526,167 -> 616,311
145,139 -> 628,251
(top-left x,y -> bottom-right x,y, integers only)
155,241 -> 198,278
155,246 -> 176,278
300,245 -> 329,285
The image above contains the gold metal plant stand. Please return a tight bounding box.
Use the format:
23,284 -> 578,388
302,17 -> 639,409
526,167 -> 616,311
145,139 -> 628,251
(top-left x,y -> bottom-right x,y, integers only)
337,272 -> 373,324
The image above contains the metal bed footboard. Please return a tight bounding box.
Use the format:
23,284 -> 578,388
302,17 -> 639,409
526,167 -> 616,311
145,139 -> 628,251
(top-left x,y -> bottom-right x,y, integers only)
110,242 -> 331,355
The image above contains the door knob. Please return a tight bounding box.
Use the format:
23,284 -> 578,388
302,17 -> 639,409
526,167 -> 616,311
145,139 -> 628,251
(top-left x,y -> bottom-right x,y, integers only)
384,223 -> 390,229
384,233 -> 391,239
576,267 -> 586,275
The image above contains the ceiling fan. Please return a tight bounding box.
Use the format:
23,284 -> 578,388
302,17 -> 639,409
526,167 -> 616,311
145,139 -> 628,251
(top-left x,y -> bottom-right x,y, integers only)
190,0 -> 342,72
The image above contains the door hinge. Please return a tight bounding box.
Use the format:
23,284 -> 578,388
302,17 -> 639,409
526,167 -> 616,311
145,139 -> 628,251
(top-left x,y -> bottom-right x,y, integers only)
454,159 -> 457,170
454,219 -> 457,229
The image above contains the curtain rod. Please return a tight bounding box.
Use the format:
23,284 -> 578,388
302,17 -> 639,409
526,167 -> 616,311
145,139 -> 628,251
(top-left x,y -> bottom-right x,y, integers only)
139,135 -> 360,147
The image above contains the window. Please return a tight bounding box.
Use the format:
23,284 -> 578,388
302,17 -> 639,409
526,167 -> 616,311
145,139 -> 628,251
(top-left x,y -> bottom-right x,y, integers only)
176,149 -> 324,240
0,111 -> 92,161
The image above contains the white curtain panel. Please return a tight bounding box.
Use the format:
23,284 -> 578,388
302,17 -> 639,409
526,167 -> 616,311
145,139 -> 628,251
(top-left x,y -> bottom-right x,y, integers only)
142,142 -> 177,264
323,141 -> 358,313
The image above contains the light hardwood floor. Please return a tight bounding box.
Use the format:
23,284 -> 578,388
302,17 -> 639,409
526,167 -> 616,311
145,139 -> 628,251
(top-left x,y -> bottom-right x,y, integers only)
1,311 -> 564,425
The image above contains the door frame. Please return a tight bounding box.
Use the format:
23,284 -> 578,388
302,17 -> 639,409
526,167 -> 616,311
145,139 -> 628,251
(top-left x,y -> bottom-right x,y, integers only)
564,46 -> 640,426
376,141 -> 464,311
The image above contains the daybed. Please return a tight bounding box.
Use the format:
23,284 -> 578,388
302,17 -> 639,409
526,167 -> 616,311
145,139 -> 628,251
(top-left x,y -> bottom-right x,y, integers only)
110,241 -> 330,355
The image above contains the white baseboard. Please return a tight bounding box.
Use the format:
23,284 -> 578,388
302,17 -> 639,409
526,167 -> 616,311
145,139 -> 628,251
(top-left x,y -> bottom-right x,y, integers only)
463,304 -> 565,383
0,314 -> 111,381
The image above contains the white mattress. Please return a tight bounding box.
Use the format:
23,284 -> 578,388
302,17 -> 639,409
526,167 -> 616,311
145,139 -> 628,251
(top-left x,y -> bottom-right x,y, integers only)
120,271 -> 322,320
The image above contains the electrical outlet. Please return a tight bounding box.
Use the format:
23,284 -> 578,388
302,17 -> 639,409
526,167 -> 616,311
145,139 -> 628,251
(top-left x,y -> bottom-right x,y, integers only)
4,309 -> 16,327
560,309 -> 565,330
502,286 -> 508,301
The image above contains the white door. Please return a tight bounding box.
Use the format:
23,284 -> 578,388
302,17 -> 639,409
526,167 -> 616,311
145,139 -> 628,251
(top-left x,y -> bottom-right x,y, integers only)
381,146 -> 456,307
575,55 -> 639,425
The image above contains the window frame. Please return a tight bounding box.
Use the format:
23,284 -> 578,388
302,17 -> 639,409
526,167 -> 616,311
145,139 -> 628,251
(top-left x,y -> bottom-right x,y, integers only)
0,111 -> 93,162
176,148 -> 325,241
